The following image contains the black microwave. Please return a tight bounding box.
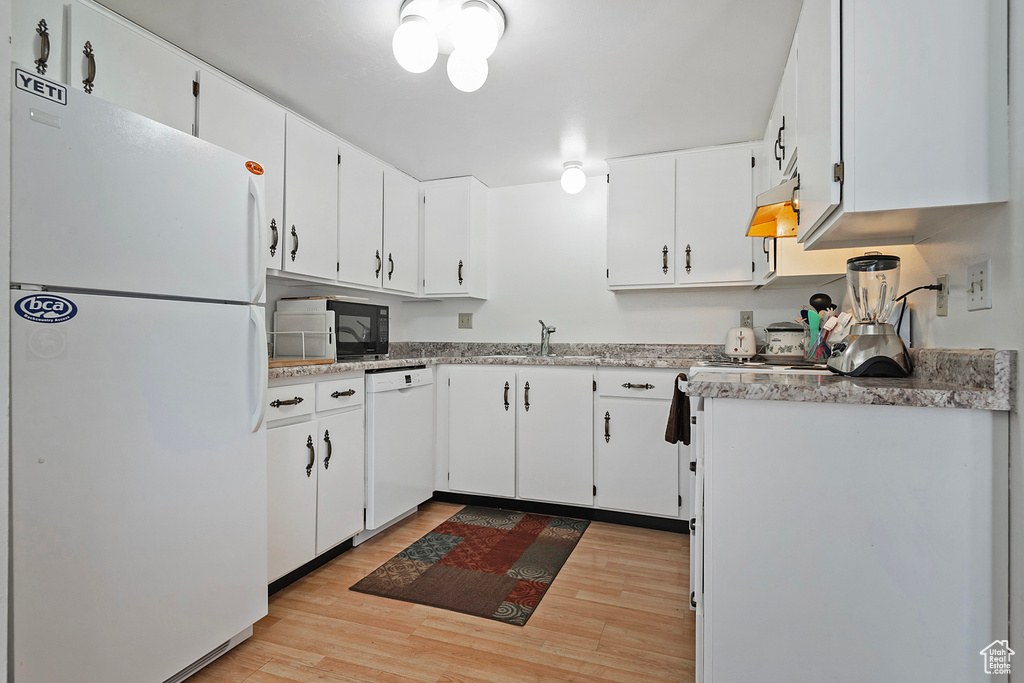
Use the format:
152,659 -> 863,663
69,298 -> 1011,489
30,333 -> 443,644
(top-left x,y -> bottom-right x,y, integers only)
326,300 -> 389,360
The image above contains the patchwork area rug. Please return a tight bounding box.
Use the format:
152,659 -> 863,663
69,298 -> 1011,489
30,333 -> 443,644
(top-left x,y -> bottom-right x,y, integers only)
349,506 -> 589,626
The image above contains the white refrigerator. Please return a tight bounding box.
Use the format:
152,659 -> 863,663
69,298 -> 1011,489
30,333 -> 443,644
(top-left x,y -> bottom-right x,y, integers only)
10,67 -> 269,682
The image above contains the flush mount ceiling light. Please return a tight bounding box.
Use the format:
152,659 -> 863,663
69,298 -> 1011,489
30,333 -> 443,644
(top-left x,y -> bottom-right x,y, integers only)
561,162 -> 586,194
393,0 -> 506,93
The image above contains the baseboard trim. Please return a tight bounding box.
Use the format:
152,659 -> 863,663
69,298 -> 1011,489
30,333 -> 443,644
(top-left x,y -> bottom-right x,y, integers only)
431,491 -> 689,534
268,538 -> 354,596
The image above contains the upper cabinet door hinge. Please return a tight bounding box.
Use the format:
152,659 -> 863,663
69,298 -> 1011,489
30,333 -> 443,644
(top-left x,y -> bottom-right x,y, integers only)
606,174 -> 610,183
751,156 -> 755,168
833,161 -> 844,184
192,80 -> 199,97
338,153 -> 342,165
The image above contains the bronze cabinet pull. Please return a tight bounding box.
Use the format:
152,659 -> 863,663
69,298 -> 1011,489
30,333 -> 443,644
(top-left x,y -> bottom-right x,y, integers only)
778,116 -> 786,162
503,381 -> 510,411
375,250 -> 382,278
604,411 -> 611,442
773,137 -> 782,169
331,389 -> 356,398
523,381 -> 530,412
35,19 -> 50,75
457,260 -> 464,285
388,253 -> 395,280
269,219 -> 279,257
685,244 -> 692,274
290,226 -> 299,261
621,382 -> 654,390
269,396 -> 303,408
322,430 -> 332,470
305,436 -> 314,477
83,41 -> 95,93
662,245 -> 669,274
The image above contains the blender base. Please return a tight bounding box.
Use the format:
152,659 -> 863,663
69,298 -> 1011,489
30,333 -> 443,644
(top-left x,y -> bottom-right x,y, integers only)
826,323 -> 912,378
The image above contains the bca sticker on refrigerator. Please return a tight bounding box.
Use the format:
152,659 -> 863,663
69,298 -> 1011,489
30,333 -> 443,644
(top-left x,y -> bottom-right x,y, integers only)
245,161 -> 264,175
15,294 -> 78,324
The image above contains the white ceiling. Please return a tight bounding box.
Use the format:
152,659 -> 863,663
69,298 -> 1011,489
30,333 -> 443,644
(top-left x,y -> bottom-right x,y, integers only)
97,0 -> 801,188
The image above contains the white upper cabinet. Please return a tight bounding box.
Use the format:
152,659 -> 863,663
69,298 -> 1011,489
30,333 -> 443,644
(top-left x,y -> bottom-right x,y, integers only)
196,70 -> 286,270
608,146 -> 754,289
607,155 -> 676,286
675,145 -> 754,285
383,168 -> 421,295
780,37 -> 798,176
283,115 -> 339,280
337,142 -> 385,289
13,0 -> 65,81
423,177 -> 488,298
798,0 -> 1008,248
67,1 -> 197,135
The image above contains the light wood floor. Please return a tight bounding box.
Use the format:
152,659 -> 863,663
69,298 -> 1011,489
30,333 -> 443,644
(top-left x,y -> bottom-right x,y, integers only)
187,501 -> 695,682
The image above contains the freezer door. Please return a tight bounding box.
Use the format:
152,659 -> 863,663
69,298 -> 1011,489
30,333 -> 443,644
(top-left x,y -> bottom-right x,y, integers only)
11,68 -> 266,303
11,292 -> 267,683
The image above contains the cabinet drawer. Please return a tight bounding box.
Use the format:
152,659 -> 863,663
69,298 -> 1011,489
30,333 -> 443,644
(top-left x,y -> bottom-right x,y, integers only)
266,383 -> 316,421
316,377 -> 365,412
596,368 -> 682,400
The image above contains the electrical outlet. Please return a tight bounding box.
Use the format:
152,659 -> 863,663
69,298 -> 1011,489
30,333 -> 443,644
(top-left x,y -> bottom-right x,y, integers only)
739,311 -> 754,328
936,275 -> 948,316
967,260 -> 992,311
458,312 -> 473,329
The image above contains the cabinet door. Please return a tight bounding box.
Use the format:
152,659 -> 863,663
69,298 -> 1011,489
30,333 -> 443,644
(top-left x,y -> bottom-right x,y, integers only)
423,180 -> 471,295
607,156 -> 676,286
284,114 -> 339,280
449,368 -> 517,497
780,37 -> 798,175
267,422 -> 318,581
597,398 -> 680,517
196,69 -> 286,271
68,1 -> 197,134
316,410 -> 365,555
383,168 -> 421,295
795,0 -> 841,239
13,0 -> 64,81
338,143 -> 384,288
675,146 -> 754,285
518,368 -> 594,506
766,89 -> 785,189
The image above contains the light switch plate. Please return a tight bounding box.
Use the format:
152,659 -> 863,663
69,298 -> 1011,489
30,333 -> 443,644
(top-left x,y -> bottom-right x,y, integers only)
936,275 -> 948,316
458,312 -> 473,329
739,310 -> 754,328
967,260 -> 992,311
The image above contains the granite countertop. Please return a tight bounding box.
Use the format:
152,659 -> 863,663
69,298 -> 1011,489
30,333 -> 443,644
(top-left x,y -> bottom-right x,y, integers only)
688,349 -> 1016,411
268,342 -> 717,380
268,344 -> 1016,412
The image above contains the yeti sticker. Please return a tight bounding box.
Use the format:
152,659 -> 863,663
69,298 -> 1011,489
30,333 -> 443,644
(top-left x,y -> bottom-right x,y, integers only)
15,294 -> 78,324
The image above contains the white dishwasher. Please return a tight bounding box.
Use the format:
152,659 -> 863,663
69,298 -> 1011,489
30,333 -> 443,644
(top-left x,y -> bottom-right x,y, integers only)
364,366 -> 436,530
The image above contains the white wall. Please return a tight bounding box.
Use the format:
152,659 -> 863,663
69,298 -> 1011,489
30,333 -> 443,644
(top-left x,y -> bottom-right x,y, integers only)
1,0 -> 12,679
400,178 -> 846,344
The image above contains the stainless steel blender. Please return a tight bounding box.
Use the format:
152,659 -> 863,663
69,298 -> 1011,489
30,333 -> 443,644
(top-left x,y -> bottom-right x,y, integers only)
827,255 -> 912,377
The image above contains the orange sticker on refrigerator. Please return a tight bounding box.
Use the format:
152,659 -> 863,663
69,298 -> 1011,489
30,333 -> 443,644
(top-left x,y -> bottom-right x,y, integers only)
245,161 -> 264,175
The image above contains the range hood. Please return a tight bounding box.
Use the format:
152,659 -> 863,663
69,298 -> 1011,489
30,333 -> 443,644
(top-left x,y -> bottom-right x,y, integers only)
746,175 -> 799,238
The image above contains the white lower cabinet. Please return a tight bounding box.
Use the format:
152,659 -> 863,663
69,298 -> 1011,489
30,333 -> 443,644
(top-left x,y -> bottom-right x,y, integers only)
266,375 -> 364,583
595,369 -> 683,517
448,367 -> 517,497
517,368 -> 594,506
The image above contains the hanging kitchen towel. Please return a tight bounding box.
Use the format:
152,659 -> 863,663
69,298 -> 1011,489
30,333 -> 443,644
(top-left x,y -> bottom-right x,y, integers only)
664,373 -> 690,446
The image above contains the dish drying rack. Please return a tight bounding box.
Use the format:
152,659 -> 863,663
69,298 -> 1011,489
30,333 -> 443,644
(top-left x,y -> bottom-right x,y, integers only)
267,329 -> 335,367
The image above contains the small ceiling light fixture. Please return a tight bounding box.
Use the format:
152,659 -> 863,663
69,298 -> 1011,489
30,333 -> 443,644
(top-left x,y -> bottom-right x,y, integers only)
561,161 -> 586,194
392,0 -> 506,93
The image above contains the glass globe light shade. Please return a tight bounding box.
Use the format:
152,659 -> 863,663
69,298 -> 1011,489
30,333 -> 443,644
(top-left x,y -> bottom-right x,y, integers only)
447,50 -> 489,92
392,15 -> 438,74
561,163 -> 586,194
451,1 -> 500,59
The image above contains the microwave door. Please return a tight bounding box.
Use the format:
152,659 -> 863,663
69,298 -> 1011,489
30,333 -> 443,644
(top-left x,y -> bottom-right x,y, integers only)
336,313 -> 372,357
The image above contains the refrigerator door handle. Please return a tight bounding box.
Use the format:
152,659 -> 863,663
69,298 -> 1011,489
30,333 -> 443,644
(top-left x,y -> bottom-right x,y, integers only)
250,305 -> 268,432
249,176 -> 267,303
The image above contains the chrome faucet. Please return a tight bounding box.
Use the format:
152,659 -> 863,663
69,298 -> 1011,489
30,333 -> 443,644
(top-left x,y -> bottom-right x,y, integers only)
539,320 -> 556,356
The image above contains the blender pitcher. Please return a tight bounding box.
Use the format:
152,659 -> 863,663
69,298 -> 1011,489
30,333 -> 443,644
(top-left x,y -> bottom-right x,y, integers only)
827,255 -> 912,377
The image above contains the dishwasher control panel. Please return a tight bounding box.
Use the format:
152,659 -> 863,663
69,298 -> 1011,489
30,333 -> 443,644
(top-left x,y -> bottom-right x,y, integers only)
365,367 -> 434,392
